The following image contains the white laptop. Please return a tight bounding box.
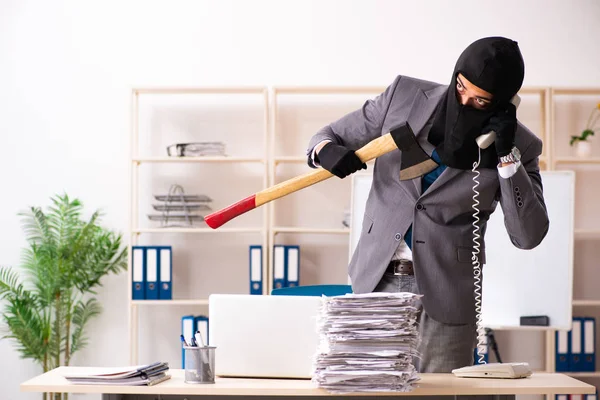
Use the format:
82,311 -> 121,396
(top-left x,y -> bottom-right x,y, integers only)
208,294 -> 322,379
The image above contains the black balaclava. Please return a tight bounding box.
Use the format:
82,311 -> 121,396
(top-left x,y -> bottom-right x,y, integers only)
428,37 -> 525,169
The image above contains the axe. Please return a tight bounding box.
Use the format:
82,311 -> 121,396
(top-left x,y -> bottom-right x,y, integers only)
204,122 -> 436,229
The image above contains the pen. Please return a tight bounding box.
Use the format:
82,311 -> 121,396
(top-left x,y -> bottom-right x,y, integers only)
195,330 -> 206,347
180,334 -> 188,347
190,336 -> 198,347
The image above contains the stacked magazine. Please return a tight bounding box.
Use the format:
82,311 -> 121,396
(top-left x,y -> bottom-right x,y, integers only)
63,362 -> 170,386
312,292 -> 422,393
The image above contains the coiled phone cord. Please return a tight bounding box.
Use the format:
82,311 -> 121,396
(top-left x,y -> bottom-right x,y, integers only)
472,146 -> 487,365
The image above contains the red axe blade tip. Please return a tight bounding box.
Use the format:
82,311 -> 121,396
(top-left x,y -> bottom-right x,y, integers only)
204,195 -> 256,229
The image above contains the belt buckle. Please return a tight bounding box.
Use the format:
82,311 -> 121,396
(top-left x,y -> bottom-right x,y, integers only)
394,260 -> 412,276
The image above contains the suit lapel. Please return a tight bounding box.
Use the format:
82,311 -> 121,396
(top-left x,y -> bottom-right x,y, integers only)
404,86 -> 446,197
420,166 -> 462,197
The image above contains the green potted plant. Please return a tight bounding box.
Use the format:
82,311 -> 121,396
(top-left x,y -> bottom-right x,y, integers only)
0,194 -> 128,400
570,102 -> 599,158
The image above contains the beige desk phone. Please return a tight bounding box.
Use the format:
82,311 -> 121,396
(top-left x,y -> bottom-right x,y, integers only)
454,93 -> 533,379
476,94 -> 522,149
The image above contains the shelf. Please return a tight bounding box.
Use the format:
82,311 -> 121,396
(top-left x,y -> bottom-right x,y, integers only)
131,299 -> 209,306
575,229 -> 600,239
554,158 -> 600,165
565,372 -> 600,378
484,325 -> 557,331
274,156 -> 376,166
273,227 -> 350,235
518,87 -> 548,94
274,156 -> 306,164
573,300 -> 600,307
133,87 -> 266,95
274,86 -> 386,95
133,157 -> 265,164
552,88 -> 600,95
133,228 -> 263,234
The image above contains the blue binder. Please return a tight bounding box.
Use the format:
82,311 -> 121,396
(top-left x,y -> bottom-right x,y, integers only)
158,246 -> 172,300
271,285 -> 352,297
132,246 -> 146,300
583,317 -> 596,372
571,317 -> 584,371
555,329 -> 570,372
285,245 -> 300,287
273,245 -> 286,290
249,245 -> 263,295
145,247 -> 159,300
473,336 -> 489,365
194,315 -> 209,346
181,315 -> 195,368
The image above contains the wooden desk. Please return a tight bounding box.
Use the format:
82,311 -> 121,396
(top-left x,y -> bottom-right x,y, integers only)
21,367 -> 595,397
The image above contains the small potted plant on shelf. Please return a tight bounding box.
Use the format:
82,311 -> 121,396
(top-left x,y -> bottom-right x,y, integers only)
570,102 -> 600,158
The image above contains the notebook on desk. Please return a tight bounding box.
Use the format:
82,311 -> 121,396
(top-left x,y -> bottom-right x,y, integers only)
208,294 -> 322,379
62,362 -> 171,386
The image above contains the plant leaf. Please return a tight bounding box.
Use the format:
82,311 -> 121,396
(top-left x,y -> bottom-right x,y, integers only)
1,292 -> 49,365
70,298 -> 102,355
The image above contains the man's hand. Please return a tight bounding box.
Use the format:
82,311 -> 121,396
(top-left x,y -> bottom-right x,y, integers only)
484,103 -> 518,157
317,142 -> 366,178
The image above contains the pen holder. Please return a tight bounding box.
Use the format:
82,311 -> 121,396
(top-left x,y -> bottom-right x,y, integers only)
183,346 -> 216,384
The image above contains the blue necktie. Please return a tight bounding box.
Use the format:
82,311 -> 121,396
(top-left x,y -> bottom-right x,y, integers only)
404,150 -> 446,250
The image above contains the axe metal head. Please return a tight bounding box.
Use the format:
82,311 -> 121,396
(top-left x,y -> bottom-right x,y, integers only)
390,122 -> 439,181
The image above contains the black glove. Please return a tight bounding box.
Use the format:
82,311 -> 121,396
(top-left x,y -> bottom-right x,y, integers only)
483,103 -> 517,157
317,142 -> 366,178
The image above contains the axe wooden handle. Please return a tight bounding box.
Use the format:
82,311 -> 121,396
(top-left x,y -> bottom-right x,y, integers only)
204,133 -> 398,229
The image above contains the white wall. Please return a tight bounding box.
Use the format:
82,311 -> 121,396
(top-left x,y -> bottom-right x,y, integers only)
1,0 -> 600,399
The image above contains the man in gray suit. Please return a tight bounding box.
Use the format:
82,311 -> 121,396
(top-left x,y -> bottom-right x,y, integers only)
306,37 -> 549,373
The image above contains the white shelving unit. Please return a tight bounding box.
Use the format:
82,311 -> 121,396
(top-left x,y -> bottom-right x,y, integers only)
127,84 -> 600,389
267,86 -> 386,291
128,86 -> 269,364
545,88 -> 600,398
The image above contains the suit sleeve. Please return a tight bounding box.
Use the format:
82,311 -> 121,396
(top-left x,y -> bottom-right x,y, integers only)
306,75 -> 402,168
497,136 -> 549,249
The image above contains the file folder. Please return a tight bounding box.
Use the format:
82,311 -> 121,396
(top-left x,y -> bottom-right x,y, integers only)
145,248 -> 159,300
249,245 -> 262,295
572,395 -> 583,400
583,317 -> 596,372
555,329 -> 570,372
132,246 -> 145,300
159,246 -> 172,300
587,392 -> 598,400
285,245 -> 300,287
571,317 -> 583,371
195,315 -> 209,346
273,245 -> 286,290
555,396 -> 567,400
181,315 -> 195,368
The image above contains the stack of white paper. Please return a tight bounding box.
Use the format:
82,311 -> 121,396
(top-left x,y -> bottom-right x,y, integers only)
312,292 -> 421,393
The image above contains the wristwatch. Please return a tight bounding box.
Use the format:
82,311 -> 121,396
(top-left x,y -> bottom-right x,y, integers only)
500,146 -> 521,164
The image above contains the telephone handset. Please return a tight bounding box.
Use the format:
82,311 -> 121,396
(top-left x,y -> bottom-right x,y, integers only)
475,94 -> 521,149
